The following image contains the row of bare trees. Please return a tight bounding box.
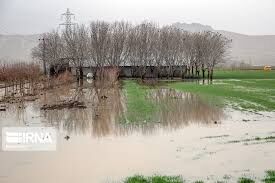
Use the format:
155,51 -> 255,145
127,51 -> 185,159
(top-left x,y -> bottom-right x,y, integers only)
32,21 -> 231,80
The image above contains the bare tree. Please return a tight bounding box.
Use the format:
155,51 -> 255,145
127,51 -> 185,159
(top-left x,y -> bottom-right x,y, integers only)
165,27 -> 183,79
134,22 -> 157,78
106,21 -> 131,66
205,32 -> 231,80
31,21 -> 231,80
193,32 -> 210,79
182,32 -> 196,78
63,24 -> 89,80
89,21 -> 111,69
151,26 -> 165,78
32,30 -> 65,76
126,26 -> 140,76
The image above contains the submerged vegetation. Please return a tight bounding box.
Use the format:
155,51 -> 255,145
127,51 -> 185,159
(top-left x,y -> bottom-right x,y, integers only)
227,136 -> 275,144
116,70 -> 275,127
168,71 -> 275,111
123,80 -> 156,123
122,80 -> 223,124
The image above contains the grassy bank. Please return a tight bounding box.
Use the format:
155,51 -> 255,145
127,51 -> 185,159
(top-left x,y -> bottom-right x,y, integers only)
122,170 -> 275,183
124,175 -> 183,183
168,77 -> 275,111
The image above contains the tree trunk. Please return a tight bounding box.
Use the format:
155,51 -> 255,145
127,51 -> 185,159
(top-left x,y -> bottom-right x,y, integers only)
195,65 -> 198,78
181,66 -> 185,79
170,66 -> 173,79
79,67 -> 84,80
141,66 -> 146,79
202,64 -> 205,79
131,67 -> 134,78
79,78 -> 83,86
167,66 -> 169,79
210,69 -> 214,80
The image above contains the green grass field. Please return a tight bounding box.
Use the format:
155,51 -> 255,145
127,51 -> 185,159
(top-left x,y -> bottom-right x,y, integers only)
168,70 -> 275,111
214,70 -> 275,79
122,70 -> 275,124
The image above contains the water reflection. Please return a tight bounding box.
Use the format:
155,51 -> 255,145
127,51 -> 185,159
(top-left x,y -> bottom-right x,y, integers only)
39,81 -> 126,137
0,81 -> 224,138
150,88 -> 224,129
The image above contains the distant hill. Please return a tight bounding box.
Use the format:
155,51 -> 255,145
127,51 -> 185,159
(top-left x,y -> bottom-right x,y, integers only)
1,23 -> 275,65
0,34 -> 39,62
172,22 -> 214,32
173,23 -> 275,66
217,30 -> 275,66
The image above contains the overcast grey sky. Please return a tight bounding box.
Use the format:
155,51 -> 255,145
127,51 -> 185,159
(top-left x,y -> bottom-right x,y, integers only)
0,0 -> 275,35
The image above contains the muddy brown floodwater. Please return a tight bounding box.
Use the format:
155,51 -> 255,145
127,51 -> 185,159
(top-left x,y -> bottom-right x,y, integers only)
0,81 -> 275,183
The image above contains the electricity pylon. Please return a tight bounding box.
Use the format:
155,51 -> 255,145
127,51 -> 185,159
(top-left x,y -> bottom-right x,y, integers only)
60,8 -> 76,32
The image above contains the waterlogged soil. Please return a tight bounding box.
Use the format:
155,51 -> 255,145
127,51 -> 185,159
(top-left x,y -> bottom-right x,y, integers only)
0,80 -> 274,183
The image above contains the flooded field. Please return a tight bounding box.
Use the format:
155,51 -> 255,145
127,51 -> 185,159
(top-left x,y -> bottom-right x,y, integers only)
0,80 -> 275,183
